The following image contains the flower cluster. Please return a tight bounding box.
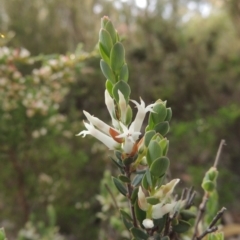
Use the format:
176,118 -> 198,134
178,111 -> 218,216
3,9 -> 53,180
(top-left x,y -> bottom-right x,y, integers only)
77,90 -> 156,156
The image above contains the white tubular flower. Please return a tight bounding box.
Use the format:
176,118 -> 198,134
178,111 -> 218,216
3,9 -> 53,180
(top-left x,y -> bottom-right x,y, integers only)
76,122 -> 120,150
152,202 -> 176,219
130,98 -> 156,132
118,90 -> 127,123
83,110 -> 114,135
105,90 -> 119,128
142,219 -> 154,229
138,186 -> 148,211
116,122 -> 141,154
154,179 -> 180,201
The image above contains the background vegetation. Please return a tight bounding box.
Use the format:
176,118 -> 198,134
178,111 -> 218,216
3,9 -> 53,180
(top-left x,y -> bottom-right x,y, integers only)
0,0 -> 239,239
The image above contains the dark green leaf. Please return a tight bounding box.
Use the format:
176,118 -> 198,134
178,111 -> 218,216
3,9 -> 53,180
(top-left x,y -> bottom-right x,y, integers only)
120,209 -> 132,221
131,187 -> 138,204
145,168 -> 153,187
112,177 -> 127,196
172,220 -> 191,233
180,210 -> 196,221
142,173 -> 149,190
131,227 -> 148,240
132,173 -> 144,187
119,174 -> 131,183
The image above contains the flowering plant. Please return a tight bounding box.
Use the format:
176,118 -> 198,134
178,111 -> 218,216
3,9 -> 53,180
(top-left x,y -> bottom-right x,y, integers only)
77,17 -> 226,240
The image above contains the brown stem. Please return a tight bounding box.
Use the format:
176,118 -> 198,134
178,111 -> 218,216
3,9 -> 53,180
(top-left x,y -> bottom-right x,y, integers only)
9,150 -> 29,222
125,165 -> 138,228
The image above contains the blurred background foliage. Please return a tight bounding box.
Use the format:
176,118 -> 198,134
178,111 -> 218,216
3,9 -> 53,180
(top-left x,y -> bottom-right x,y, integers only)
0,0 -> 240,239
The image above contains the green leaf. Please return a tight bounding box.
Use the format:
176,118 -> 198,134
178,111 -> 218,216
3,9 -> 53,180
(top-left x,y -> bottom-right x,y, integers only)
172,220 -> 191,233
125,105 -> 133,126
154,122 -> 170,136
99,28 -> 113,56
112,80 -> 131,103
99,42 -> 110,64
154,215 -> 167,233
144,130 -> 156,147
105,79 -> 113,95
100,59 -> 116,84
110,42 -> 125,72
110,156 -> 124,169
0,228 -> 6,240
115,150 -> 122,161
202,180 -> 215,193
119,63 -> 129,82
146,197 -> 159,205
161,237 -> 170,240
105,20 -> 117,44
142,173 -> 149,190
134,201 -> 146,228
147,140 -> 162,166
120,209 -> 133,230
159,138 -> 169,156
165,108 -> 172,122
145,168 -> 153,187
180,210 -> 196,221
120,209 -> 132,221
131,187 -> 139,204
119,174 -> 131,183
131,227 -> 148,240
151,103 -> 167,124
150,157 -> 170,177
112,177 -> 127,196
132,173 -> 144,187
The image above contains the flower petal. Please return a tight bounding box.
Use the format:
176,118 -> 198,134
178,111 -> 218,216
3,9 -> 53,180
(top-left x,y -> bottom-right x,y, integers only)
105,90 -> 119,128
130,98 -> 156,132
142,219 -> 154,229
83,110 -> 112,135
77,122 -> 120,150
138,186 -> 148,211
152,202 -> 176,219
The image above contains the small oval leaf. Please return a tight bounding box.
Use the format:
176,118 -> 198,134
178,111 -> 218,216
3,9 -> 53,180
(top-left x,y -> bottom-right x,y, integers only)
99,28 -> 113,56
147,140 -> 162,166
112,80 -> 131,103
100,60 -> 116,84
172,219 -> 191,233
119,63 -> 129,82
154,121 -> 170,136
110,42 -> 125,72
119,174 -> 131,183
150,157 -> 170,177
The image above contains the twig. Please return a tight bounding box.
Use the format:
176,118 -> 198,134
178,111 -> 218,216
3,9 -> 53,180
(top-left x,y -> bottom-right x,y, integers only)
104,183 -> 119,209
213,139 -> 226,168
192,192 -> 209,240
196,208 -> 226,240
192,140 -> 226,240
125,165 -> 138,228
209,207 -> 226,229
197,226 -> 218,240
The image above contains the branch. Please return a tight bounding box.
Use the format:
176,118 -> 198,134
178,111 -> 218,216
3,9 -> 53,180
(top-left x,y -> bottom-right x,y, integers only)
213,139 -> 226,168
